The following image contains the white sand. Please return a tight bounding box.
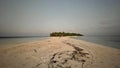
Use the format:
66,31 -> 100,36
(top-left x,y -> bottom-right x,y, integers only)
0,37 -> 120,68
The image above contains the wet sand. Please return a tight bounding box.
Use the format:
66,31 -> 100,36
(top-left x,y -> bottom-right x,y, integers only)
0,37 -> 120,68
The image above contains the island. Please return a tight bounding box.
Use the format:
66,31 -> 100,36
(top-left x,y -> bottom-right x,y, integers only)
50,32 -> 83,37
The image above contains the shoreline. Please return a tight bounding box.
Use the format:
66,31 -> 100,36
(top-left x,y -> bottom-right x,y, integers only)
72,36 -> 120,49
0,37 -> 48,48
0,37 -> 120,68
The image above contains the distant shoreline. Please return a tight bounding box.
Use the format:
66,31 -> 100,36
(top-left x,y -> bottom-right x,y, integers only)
0,36 -> 49,38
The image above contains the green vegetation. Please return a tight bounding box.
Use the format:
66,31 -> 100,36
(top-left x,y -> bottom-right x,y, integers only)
50,32 -> 83,37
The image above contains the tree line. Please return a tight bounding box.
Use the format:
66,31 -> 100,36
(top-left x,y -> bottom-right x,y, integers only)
50,32 -> 83,37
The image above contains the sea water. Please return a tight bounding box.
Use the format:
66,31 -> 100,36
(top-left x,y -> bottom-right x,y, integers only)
74,36 -> 120,49
0,37 -> 48,47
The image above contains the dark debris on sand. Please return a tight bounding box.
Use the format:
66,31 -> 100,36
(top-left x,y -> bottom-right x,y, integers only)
48,42 -> 91,68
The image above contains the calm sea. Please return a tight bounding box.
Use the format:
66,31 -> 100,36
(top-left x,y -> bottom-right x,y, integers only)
74,36 -> 120,49
0,37 -> 48,48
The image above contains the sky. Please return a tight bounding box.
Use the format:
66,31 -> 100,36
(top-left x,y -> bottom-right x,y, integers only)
0,0 -> 120,36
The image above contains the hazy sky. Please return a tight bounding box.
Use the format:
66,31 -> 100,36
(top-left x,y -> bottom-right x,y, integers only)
0,0 -> 120,36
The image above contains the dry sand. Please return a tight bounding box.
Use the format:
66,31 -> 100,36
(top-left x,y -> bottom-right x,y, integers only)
0,37 -> 120,68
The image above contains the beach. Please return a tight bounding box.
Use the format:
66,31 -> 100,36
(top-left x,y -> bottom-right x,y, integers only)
0,37 -> 120,68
